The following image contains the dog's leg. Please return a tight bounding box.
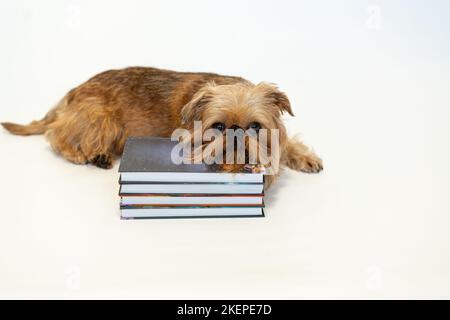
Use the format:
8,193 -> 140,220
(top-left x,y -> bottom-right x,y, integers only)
80,115 -> 122,169
45,116 -> 89,166
282,137 -> 323,173
90,154 -> 113,169
45,103 -> 122,169
263,173 -> 279,189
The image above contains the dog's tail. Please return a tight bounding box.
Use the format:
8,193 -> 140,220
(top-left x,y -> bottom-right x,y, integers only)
1,103 -> 60,136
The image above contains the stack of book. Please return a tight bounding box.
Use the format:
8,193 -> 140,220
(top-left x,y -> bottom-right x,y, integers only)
118,137 -> 265,219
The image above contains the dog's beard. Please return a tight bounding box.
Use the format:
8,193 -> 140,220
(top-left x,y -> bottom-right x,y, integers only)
186,128 -> 280,174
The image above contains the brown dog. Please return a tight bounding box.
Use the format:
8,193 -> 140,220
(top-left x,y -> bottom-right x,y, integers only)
1,67 -> 322,185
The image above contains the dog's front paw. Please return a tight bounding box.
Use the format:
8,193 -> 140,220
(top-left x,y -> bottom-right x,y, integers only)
297,153 -> 323,173
284,138 -> 323,173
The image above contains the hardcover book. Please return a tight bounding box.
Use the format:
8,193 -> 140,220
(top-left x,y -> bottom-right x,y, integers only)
119,137 -> 264,184
118,137 -> 265,219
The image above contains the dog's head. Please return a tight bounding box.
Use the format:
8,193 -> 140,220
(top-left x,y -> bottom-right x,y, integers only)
180,81 -> 294,174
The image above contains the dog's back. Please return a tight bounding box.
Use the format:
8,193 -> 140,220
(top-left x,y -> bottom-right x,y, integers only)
1,67 -> 247,168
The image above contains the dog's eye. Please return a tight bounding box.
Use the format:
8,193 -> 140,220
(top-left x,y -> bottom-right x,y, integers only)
212,122 -> 226,132
248,122 -> 261,131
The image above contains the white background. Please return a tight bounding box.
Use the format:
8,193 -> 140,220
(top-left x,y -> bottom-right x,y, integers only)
1,0 -> 449,299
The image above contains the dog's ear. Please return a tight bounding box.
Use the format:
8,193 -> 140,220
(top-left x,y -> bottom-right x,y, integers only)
257,82 -> 294,116
181,82 -> 215,124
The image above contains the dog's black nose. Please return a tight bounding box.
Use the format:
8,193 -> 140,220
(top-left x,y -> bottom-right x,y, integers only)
230,125 -> 242,130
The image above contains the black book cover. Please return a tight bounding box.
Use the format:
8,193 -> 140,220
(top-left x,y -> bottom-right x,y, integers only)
119,136 -> 218,173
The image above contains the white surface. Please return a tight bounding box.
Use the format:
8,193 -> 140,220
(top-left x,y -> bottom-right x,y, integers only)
1,0 -> 450,299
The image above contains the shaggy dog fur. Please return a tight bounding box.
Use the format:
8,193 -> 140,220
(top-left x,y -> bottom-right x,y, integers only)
1,67 -> 322,186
